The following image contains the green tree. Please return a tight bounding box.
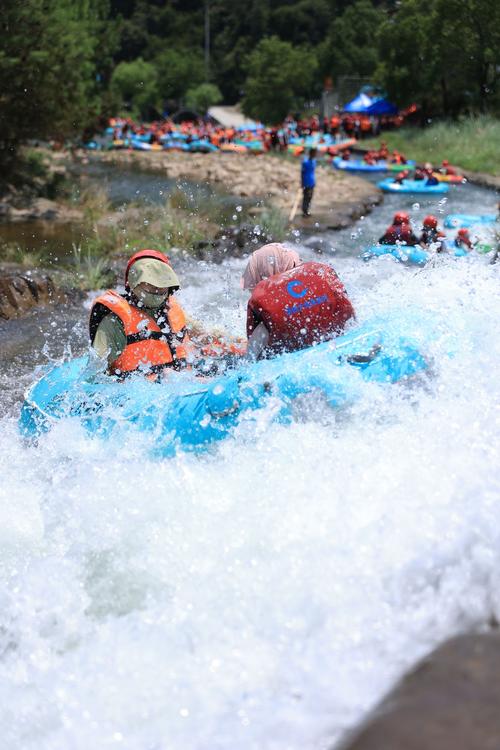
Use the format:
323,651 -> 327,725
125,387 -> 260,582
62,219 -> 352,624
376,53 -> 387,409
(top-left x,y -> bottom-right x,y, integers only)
154,48 -> 205,105
320,0 -> 382,79
110,58 -> 158,118
0,0 -> 108,172
185,83 -> 223,113
435,0 -> 500,113
376,0 -> 441,115
377,0 -> 500,116
242,36 -> 318,123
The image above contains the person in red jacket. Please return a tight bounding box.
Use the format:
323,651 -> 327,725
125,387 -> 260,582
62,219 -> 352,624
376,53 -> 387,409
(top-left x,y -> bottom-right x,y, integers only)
379,212 -> 419,245
440,159 -> 457,176
454,228 -> 473,250
393,168 -> 411,184
241,244 -> 355,359
419,215 -> 446,251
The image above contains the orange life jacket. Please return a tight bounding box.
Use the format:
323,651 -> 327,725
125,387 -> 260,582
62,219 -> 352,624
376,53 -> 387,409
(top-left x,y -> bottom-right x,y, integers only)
89,290 -> 192,376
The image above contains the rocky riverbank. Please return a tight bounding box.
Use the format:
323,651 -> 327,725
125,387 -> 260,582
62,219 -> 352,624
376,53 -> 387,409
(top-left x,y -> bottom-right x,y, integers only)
97,149 -> 382,230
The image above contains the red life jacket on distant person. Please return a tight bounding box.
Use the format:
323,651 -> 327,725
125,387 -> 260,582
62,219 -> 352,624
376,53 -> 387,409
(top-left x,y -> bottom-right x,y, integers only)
379,224 -> 419,245
246,261 -> 355,355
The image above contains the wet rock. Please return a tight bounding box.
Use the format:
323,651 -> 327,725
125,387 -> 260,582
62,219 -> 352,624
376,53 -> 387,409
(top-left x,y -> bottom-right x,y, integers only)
192,223 -> 274,263
0,270 -> 62,319
7,198 -> 83,223
302,236 -> 337,255
337,633 -> 500,750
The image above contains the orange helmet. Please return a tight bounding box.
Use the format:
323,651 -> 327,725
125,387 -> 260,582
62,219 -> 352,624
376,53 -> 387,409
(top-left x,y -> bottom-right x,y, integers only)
423,215 -> 438,229
393,211 -> 410,225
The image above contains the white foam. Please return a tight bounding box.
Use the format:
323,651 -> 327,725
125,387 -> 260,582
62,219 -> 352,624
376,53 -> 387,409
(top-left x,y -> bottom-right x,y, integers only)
0,254 -> 499,750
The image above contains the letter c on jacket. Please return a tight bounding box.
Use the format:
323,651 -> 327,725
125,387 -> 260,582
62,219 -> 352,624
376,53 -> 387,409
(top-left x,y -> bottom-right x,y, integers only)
287,280 -> 308,299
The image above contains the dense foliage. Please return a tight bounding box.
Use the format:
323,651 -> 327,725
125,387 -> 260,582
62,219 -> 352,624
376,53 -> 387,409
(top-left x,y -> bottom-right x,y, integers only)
0,0 -> 113,170
1,0 -> 499,161
378,0 -> 500,117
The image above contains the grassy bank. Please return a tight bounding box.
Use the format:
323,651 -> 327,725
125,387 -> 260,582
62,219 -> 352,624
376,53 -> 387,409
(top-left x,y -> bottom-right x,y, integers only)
363,116 -> 500,175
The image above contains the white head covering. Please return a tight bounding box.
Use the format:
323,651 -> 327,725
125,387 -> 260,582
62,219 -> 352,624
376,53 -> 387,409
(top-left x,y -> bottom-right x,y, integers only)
241,243 -> 301,290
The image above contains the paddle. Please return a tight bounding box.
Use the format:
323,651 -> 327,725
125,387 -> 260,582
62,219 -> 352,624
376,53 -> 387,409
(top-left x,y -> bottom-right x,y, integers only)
289,188 -> 302,222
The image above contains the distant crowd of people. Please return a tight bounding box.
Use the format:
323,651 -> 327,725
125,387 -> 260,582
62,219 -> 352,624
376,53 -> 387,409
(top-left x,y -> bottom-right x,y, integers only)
98,110 -> 411,155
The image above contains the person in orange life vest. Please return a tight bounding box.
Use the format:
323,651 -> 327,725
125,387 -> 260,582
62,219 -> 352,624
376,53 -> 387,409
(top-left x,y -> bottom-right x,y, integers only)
393,168 -> 411,184
377,142 -> 389,161
240,243 -> 355,360
440,159 -> 457,176
454,228 -> 474,250
419,215 -> 447,251
379,212 -> 419,245
89,249 -> 194,377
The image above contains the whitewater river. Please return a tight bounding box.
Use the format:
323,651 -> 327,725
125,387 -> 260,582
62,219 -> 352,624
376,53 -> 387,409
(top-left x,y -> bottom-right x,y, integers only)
0,176 -> 499,750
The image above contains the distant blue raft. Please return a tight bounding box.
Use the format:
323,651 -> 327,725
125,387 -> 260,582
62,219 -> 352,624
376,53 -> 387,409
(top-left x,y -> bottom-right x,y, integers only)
444,214 -> 497,229
378,179 -> 449,195
333,157 -> 415,173
362,244 -> 468,265
19,315 -> 430,458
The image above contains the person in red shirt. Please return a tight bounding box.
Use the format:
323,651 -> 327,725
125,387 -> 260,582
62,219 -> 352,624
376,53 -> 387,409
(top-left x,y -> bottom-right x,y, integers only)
419,215 -> 447,251
440,159 -> 457,176
393,168 -> 411,184
379,212 -> 419,245
454,228 -> 473,250
241,244 -> 355,359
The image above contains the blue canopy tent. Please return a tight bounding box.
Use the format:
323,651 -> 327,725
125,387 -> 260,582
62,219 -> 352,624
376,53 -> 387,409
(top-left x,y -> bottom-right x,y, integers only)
366,99 -> 398,115
343,93 -> 398,115
343,93 -> 373,113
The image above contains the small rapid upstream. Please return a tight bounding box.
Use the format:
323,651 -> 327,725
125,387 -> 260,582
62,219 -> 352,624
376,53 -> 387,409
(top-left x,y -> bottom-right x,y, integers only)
0,174 -> 499,750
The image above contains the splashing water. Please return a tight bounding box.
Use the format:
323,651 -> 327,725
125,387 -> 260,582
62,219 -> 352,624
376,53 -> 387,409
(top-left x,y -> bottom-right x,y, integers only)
0,232 -> 499,750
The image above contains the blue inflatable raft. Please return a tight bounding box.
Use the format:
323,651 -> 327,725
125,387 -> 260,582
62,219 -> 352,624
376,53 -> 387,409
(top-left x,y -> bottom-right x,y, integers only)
378,179 -> 449,195
333,158 -> 415,173
20,316 -> 430,458
362,244 -> 467,265
444,214 -> 497,229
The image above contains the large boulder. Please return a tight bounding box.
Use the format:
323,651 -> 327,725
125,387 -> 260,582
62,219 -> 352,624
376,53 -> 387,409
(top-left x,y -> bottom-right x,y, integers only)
0,270 -> 62,319
337,633 -> 500,750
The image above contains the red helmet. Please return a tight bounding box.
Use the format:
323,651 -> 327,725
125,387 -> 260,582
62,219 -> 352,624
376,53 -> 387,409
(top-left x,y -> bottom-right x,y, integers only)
125,249 -> 171,287
442,159 -> 449,166
393,211 -> 410,225
457,228 -> 470,239
423,215 -> 438,229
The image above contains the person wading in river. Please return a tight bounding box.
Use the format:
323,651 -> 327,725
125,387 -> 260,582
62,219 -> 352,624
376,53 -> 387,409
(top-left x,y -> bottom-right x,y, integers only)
89,249 -> 195,378
301,147 -> 317,217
